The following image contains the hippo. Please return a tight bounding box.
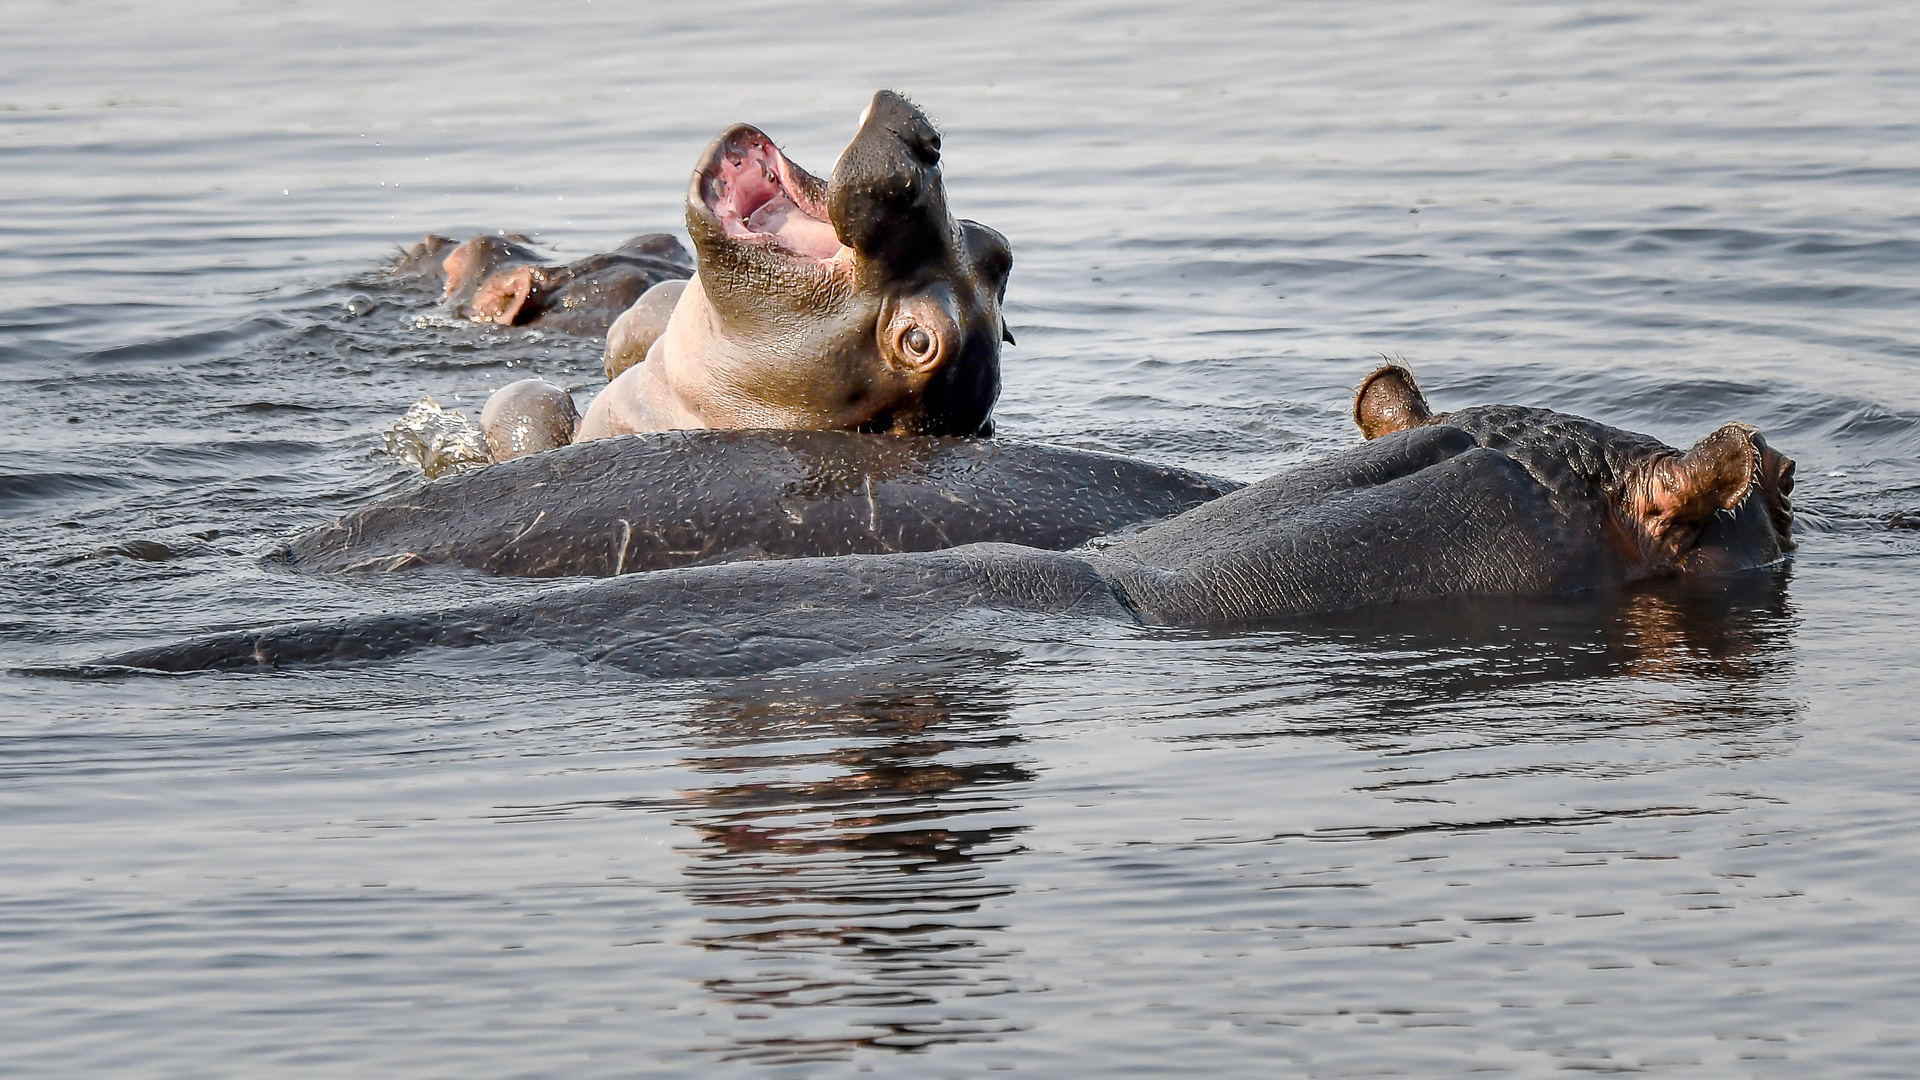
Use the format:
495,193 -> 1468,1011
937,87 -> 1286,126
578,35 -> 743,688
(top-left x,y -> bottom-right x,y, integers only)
391,231 -> 694,337
272,430 -> 1240,578
461,90 -> 1014,464
75,366 -> 1796,679
1351,365 -> 1795,576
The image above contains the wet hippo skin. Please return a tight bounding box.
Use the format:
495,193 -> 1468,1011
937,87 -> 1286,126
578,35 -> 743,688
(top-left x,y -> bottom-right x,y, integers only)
1349,365 -> 1796,577
88,367 -> 1797,678
271,430 -> 1242,578
392,232 -> 694,336
483,90 -> 1016,456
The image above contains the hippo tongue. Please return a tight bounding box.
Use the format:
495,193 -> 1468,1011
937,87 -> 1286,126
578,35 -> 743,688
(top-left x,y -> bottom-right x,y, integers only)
711,139 -> 843,260
743,192 -> 841,259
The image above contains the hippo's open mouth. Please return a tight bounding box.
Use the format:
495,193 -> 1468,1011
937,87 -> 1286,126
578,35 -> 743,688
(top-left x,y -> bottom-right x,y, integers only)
697,126 -> 845,262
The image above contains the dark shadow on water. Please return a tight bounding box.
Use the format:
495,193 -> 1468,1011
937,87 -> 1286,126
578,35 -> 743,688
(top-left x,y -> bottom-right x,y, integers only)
1283,562 -> 1798,679
668,650 -> 1034,1064
1176,564 -> 1803,760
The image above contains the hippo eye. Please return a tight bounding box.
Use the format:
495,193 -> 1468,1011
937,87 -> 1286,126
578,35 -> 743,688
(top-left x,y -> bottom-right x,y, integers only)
884,295 -> 952,373
903,326 -> 933,358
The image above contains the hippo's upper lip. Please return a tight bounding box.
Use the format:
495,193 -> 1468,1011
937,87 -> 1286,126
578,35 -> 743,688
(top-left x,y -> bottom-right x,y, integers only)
692,125 -> 846,262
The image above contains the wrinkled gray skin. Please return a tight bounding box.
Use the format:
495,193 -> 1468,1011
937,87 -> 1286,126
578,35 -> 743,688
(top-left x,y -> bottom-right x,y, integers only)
84,370 -> 1797,679
273,431 -> 1240,578
391,232 -> 693,336
1349,365 -> 1796,579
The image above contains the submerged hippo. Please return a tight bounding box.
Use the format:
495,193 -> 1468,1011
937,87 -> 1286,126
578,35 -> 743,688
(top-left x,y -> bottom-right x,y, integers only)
392,231 -> 694,337
273,430 -> 1239,577
82,366 -> 1796,678
473,90 -> 1015,462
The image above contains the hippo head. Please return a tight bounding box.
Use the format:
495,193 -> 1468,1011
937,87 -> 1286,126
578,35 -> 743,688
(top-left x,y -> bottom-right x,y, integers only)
1354,365 -> 1796,579
675,90 -> 1013,436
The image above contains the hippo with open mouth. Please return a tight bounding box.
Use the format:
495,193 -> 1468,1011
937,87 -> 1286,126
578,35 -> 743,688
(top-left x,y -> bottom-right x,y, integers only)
406,91 -> 1015,461
74,366 -> 1796,679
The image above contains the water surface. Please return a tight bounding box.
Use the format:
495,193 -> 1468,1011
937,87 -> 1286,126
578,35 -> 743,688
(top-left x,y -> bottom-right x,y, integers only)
3,2 -> 1918,1076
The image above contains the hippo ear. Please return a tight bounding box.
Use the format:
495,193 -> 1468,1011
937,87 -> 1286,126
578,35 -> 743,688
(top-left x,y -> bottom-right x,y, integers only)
439,239 -> 482,301
960,220 -> 1014,296
959,220 -> 1015,345
1353,365 -> 1433,439
1638,422 -> 1762,541
467,267 -> 539,326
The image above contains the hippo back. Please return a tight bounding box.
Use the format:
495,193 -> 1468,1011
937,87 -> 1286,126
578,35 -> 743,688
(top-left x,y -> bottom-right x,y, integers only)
273,430 -> 1239,578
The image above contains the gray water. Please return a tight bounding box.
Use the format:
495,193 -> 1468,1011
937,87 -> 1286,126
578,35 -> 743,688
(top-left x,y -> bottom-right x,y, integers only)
3,1 -> 1918,1076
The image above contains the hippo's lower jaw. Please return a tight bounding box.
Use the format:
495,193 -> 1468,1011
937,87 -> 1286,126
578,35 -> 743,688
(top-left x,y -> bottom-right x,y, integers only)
698,127 -> 845,261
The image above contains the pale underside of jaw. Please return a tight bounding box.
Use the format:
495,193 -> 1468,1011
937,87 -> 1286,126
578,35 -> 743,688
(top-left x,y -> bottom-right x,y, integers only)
707,138 -> 847,261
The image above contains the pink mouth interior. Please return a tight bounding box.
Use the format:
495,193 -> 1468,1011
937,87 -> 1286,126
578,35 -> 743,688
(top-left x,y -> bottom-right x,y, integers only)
706,135 -> 845,260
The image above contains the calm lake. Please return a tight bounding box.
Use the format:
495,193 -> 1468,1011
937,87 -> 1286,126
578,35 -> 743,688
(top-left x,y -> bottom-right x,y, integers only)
2,1 -> 1917,1076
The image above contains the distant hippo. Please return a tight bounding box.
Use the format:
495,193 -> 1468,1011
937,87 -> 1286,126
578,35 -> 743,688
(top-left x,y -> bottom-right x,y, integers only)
477,90 -> 1014,459
392,231 -> 693,337
84,366 -> 1797,678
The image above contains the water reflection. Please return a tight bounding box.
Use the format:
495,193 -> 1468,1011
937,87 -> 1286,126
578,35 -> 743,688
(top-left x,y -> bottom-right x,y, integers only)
1182,566 -> 1803,766
670,652 -> 1033,1064
1289,563 -> 1797,680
